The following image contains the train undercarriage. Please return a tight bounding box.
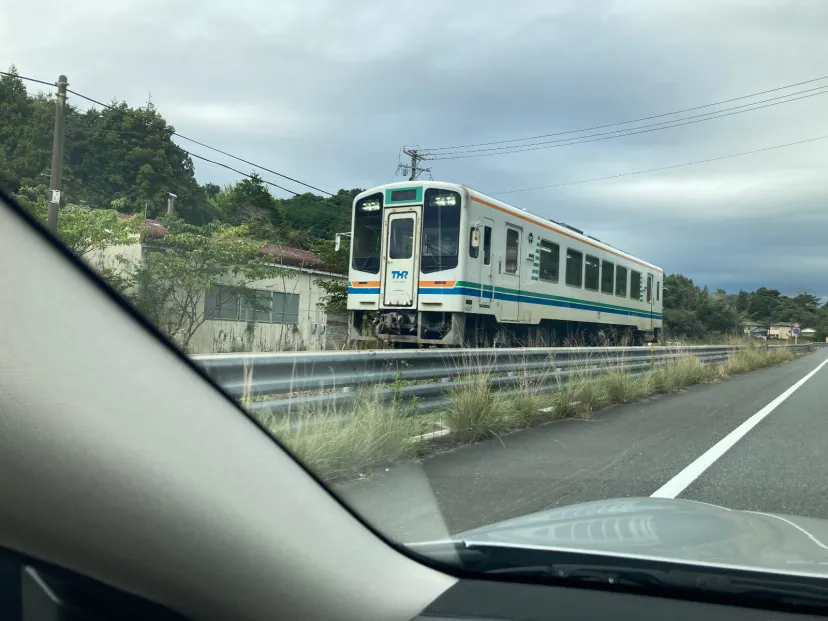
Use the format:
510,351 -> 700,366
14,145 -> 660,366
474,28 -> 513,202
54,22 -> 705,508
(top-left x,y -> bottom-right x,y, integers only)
350,310 -> 660,348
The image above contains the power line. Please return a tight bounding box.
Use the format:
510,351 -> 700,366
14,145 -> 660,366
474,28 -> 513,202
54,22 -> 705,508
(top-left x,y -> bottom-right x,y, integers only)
490,134 -> 828,195
425,73 -> 828,151
0,70 -> 55,88
432,85 -> 828,157
185,151 -> 299,196
65,89 -> 334,196
430,88 -> 828,160
0,71 -> 334,196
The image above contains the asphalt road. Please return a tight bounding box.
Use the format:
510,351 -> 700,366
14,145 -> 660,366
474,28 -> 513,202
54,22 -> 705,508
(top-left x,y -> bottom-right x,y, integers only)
335,347 -> 828,542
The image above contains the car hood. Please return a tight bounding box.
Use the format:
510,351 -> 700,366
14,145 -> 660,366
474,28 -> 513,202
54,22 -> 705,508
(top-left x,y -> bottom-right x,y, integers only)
440,498 -> 828,576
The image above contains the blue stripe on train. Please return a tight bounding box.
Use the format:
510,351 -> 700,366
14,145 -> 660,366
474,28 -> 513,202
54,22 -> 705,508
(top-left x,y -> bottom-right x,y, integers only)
418,286 -> 661,320
349,286 -> 661,320
347,287 -> 381,294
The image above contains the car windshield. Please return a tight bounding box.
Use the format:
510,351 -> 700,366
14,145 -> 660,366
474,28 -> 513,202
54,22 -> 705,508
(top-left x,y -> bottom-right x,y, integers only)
6,0 -> 828,603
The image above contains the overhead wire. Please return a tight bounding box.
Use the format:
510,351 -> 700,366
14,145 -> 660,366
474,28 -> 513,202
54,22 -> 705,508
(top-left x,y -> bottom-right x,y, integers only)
0,70 -> 334,196
431,85 -> 828,157
65,89 -> 334,196
429,88 -> 828,160
491,134 -> 828,195
425,73 -> 828,151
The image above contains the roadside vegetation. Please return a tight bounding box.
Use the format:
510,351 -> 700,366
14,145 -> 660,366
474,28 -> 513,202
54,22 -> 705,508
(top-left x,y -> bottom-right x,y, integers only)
250,342 -> 803,482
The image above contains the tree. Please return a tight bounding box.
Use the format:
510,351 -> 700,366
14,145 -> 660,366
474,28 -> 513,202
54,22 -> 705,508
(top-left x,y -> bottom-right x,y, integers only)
311,239 -> 349,314
127,216 -> 292,351
13,184 -> 140,256
209,174 -> 283,226
0,68 -> 216,224
279,188 -> 359,242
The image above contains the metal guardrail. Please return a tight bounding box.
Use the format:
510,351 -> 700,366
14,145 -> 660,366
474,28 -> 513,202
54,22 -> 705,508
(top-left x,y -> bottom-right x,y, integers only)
194,343 -> 815,416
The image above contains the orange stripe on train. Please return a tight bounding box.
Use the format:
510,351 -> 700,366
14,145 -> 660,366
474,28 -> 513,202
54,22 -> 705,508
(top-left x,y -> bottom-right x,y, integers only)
419,280 -> 456,288
350,281 -> 381,287
470,196 -> 663,274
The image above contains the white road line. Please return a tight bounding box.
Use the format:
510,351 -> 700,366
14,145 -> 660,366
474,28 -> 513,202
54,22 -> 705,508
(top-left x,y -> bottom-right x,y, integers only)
651,355 -> 828,499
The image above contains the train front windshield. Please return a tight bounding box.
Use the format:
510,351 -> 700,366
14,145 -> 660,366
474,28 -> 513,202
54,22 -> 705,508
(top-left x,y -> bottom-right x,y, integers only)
421,188 -> 461,273
352,194 -> 382,273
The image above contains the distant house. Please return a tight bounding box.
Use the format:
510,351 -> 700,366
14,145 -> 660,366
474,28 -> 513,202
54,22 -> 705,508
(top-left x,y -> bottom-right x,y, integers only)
748,326 -> 768,339
768,323 -> 794,340
801,327 -> 818,340
86,217 -> 347,353
740,321 -> 763,335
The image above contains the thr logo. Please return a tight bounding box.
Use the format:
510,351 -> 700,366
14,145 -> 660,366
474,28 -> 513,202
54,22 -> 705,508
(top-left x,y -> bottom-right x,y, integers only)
391,270 -> 409,279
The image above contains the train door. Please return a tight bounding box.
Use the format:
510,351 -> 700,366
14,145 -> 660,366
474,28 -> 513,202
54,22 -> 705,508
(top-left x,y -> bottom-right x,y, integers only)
500,224 -> 521,321
479,218 -> 494,308
381,208 -> 420,308
646,272 -> 654,330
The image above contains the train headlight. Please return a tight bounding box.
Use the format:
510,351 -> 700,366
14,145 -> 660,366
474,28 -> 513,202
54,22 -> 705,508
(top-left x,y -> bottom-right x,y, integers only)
360,200 -> 381,212
431,195 -> 457,207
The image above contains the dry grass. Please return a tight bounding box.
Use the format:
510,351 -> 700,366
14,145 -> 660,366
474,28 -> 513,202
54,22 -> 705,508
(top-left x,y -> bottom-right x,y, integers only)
650,355 -> 710,393
259,390 -> 420,482
251,342 -> 805,482
724,344 -> 795,374
605,367 -> 652,403
444,378 -> 508,443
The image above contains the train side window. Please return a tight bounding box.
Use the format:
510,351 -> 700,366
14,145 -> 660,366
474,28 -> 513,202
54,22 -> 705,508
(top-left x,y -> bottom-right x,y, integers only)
469,228 -> 479,259
601,260 -> 614,294
615,265 -> 627,297
538,239 -> 559,282
630,270 -> 642,301
483,226 -> 492,265
646,274 -> 653,303
505,228 -> 519,274
565,249 -> 583,287
584,255 -> 599,291
657,281 -> 660,302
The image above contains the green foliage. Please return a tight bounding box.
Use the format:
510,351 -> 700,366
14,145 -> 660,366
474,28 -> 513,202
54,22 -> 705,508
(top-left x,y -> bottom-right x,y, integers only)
0,68 -> 215,224
311,238 -> 349,314
209,174 -> 283,226
279,189 -> 359,242
126,216 -> 293,351
664,274 -> 828,340
13,183 -> 140,256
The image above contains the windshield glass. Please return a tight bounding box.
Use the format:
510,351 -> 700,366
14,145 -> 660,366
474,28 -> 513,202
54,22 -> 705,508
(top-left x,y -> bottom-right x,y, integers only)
421,189 -> 461,273
352,194 -> 382,273
6,0 -> 828,603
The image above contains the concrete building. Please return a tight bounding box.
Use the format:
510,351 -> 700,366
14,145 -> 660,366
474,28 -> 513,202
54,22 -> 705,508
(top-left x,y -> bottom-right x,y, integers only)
768,323 -> 794,340
86,219 -> 347,353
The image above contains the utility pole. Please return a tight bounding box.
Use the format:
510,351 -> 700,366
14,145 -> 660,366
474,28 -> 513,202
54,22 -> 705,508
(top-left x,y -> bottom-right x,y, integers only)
397,147 -> 432,181
167,192 -> 177,215
47,75 -> 68,234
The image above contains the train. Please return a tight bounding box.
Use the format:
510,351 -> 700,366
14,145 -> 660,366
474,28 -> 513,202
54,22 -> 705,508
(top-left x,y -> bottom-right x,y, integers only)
346,181 -> 663,347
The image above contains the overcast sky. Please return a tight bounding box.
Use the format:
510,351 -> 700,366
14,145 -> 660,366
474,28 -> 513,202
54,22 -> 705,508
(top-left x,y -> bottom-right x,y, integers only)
3,0 -> 828,298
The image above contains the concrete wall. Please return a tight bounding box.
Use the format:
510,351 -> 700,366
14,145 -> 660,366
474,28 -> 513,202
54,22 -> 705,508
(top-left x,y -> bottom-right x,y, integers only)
190,269 -> 343,353
85,243 -> 347,353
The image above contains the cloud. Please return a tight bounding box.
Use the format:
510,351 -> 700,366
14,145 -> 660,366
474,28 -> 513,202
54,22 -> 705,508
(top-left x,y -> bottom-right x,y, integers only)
3,0 -> 828,297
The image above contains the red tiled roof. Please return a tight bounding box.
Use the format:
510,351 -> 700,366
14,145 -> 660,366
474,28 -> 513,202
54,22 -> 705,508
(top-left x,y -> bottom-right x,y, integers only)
116,213 -> 167,239
259,245 -> 323,268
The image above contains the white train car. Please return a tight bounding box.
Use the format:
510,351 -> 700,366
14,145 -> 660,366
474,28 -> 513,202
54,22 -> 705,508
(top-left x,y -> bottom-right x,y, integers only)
347,181 -> 663,347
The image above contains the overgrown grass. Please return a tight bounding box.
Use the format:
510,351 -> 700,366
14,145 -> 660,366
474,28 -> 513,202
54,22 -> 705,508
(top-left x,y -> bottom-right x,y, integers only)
258,390 -> 421,481
651,355 -> 709,392
250,343 -> 806,482
605,367 -> 652,403
724,345 -> 795,374
444,378 -> 507,443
